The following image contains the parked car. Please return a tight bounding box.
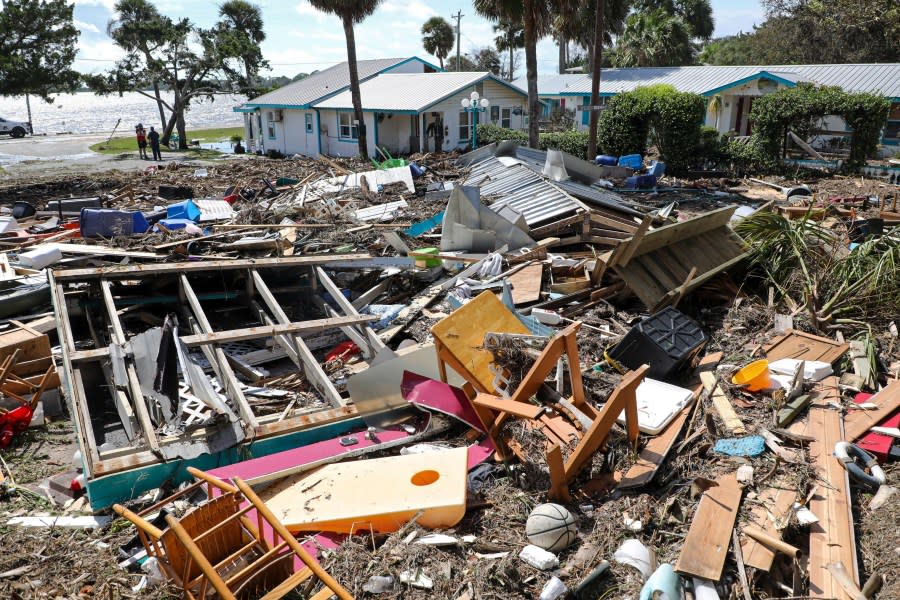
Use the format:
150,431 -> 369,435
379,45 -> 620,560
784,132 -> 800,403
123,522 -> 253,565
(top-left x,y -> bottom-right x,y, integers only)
0,116 -> 31,138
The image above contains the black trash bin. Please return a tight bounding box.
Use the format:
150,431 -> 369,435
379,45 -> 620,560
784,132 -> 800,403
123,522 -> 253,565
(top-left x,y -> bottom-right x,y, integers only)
608,306 -> 707,379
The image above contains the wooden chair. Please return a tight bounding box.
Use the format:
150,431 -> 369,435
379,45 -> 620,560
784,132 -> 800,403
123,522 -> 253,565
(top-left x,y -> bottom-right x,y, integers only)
113,471 -> 353,600
431,291 -> 647,501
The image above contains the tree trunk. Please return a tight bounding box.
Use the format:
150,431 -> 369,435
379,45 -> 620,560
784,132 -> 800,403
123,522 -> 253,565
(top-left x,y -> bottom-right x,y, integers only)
558,34 -> 566,74
508,46 -> 514,80
587,0 -> 605,159
176,110 -> 187,150
152,81 -> 167,131
343,15 -> 368,159
439,56 -> 444,70
523,0 -> 539,148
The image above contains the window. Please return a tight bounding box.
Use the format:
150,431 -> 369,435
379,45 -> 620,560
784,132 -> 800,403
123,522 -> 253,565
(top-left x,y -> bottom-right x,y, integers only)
459,110 -> 470,140
490,105 -> 500,124
267,120 -> 276,140
501,108 -> 511,129
338,112 -> 358,140
305,113 -> 314,133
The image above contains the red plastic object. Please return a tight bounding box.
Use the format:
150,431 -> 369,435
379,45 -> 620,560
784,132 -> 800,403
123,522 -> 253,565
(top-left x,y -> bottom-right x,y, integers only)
325,341 -> 360,363
0,404 -> 33,448
223,194 -> 239,204
853,392 -> 900,462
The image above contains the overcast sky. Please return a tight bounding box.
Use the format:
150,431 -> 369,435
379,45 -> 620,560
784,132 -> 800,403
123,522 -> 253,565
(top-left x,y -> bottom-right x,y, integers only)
71,0 -> 766,78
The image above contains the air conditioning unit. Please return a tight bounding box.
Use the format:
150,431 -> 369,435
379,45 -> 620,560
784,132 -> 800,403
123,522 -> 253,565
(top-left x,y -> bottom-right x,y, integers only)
268,110 -> 283,122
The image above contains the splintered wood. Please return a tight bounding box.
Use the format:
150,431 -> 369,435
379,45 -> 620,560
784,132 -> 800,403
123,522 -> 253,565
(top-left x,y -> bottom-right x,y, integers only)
808,378 -> 858,600
700,370 -> 746,435
675,472 -> 743,581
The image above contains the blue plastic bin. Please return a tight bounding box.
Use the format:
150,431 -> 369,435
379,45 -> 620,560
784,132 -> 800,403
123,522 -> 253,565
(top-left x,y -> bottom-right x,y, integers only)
625,175 -> 657,189
166,199 -> 201,222
156,218 -> 196,231
618,154 -> 642,169
80,208 -> 150,237
647,161 -> 666,177
595,155 -> 617,166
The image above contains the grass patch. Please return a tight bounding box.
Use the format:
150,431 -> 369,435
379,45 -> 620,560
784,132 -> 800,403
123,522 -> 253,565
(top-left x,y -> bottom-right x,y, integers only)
89,126 -> 243,157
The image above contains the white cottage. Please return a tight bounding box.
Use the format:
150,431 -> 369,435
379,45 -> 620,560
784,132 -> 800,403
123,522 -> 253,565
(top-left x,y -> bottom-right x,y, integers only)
234,56 -> 529,158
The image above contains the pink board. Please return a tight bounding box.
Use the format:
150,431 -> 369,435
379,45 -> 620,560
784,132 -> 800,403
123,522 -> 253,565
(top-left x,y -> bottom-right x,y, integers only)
467,438 -> 495,469
208,427 -> 413,483
402,370 -> 486,432
854,392 -> 900,462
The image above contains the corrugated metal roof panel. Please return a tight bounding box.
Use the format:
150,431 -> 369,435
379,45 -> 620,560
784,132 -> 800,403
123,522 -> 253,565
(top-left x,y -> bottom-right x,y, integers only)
314,72 -> 503,112
545,64 -> 900,97
244,58 -> 409,108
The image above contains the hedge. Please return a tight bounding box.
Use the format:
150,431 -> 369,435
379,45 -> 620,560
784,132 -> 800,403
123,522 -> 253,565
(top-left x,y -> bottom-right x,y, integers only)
475,124 -> 592,159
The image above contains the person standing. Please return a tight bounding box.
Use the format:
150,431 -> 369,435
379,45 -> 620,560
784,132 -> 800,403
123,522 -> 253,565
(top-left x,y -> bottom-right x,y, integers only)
148,126 -> 162,161
135,123 -> 148,159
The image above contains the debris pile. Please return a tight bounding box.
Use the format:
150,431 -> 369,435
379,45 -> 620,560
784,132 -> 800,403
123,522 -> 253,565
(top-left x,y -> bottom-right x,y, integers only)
0,147 -> 898,599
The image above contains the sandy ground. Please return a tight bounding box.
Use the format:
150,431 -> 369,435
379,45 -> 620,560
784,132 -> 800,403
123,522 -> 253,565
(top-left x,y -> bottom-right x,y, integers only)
0,133 -> 217,178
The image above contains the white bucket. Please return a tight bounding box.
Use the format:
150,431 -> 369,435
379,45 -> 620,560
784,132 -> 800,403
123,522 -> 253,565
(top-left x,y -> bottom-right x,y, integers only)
18,246 -> 63,269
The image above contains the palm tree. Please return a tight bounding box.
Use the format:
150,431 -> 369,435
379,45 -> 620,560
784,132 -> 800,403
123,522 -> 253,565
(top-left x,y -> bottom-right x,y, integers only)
308,0 -> 380,159
217,0 -> 268,93
475,0 -> 576,148
493,20 -> 524,80
614,9 -> 694,67
421,16 -> 454,70
709,94 -> 723,129
557,0 -> 629,73
632,0 -> 714,40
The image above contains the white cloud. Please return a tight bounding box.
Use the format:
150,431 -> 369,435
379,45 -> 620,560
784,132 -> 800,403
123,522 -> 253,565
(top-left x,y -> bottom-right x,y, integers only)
74,19 -> 100,34
71,0 -> 117,10
295,2 -> 332,22
380,0 -> 436,21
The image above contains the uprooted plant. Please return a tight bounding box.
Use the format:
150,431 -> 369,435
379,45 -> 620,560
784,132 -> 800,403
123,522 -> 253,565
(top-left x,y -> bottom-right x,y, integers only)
735,211 -> 900,331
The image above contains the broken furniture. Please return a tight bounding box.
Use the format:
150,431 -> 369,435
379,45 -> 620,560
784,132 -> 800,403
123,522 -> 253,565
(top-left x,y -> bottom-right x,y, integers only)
431,290 -> 646,501
50,255 -> 390,509
113,474 -> 353,600
0,348 -> 56,447
602,206 -> 749,311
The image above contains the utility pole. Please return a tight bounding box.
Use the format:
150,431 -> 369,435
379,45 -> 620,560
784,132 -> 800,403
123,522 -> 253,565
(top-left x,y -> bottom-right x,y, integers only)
452,10 -> 463,71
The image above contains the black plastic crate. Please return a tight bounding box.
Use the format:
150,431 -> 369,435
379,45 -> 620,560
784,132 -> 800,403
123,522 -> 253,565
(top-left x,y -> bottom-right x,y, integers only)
608,307 -> 707,379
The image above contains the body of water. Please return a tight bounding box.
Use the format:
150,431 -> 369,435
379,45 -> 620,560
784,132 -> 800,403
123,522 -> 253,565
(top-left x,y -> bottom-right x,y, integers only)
0,91 -> 246,136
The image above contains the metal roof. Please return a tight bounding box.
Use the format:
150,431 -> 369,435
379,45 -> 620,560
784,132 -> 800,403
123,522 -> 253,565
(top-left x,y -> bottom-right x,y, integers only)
521,64 -> 900,98
243,57 -> 411,108
464,158 -> 586,227
313,72 -> 526,113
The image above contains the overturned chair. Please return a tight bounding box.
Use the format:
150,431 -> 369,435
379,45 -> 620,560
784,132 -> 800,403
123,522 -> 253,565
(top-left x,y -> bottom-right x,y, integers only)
113,469 -> 353,600
431,291 -> 647,501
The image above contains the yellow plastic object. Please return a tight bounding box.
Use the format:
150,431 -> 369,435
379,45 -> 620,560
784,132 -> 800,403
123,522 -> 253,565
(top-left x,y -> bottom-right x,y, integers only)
732,359 -> 771,392
259,446 -> 469,534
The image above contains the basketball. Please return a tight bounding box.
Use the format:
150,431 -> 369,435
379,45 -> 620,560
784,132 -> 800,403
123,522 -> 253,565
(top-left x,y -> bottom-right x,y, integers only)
525,503 -> 578,552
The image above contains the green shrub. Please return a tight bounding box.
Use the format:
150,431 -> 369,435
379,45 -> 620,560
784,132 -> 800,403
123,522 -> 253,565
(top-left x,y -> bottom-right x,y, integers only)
475,123 -> 527,147
597,84 -> 705,174
539,130 -> 591,158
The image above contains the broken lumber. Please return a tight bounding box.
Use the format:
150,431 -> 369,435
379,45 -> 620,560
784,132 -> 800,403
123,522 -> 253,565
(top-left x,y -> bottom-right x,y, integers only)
675,472 -> 743,581
844,380 -> 900,442
700,370 -> 747,435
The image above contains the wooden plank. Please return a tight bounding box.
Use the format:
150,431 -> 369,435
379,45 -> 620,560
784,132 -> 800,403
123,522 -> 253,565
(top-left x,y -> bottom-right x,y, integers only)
178,315 -> 377,347
808,379 -> 858,600
843,379 -> 900,441
316,267 -> 386,358
51,253 -> 371,281
252,272 -> 345,408
612,215 -> 652,268
764,329 -> 849,365
700,371 -> 747,435
740,485 -> 800,571
473,394 -> 544,419
507,263 -> 543,305
675,472 -> 743,581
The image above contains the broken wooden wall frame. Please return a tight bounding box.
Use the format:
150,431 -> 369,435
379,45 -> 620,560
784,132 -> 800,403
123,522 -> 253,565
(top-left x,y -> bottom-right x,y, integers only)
49,255 -> 380,509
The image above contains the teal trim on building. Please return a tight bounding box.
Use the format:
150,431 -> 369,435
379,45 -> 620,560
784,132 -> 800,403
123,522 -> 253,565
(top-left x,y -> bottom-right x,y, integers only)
315,109 -> 322,155
701,71 -> 799,97
582,97 -> 589,126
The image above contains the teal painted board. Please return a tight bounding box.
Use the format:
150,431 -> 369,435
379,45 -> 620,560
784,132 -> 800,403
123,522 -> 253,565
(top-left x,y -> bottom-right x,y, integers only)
85,415 -> 365,509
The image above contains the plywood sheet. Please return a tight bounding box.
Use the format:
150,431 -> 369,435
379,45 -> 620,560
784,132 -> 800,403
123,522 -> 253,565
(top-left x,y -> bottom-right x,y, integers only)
808,380 -> 858,600
844,379 -> 900,441
675,472 -> 743,581
764,330 -> 849,365
259,446 -> 468,534
507,263 -> 543,305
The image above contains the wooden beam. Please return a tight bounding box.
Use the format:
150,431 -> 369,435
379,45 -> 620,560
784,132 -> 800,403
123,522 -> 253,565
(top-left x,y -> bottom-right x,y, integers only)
315,267 -> 386,358
613,215 -> 652,268
251,271 -> 346,408
675,472 -> 743,581
472,393 -> 544,419
844,379 -> 900,441
700,371 -> 747,435
178,315 -> 377,347
51,253 -> 372,281
180,275 -> 258,429
100,280 -> 159,453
